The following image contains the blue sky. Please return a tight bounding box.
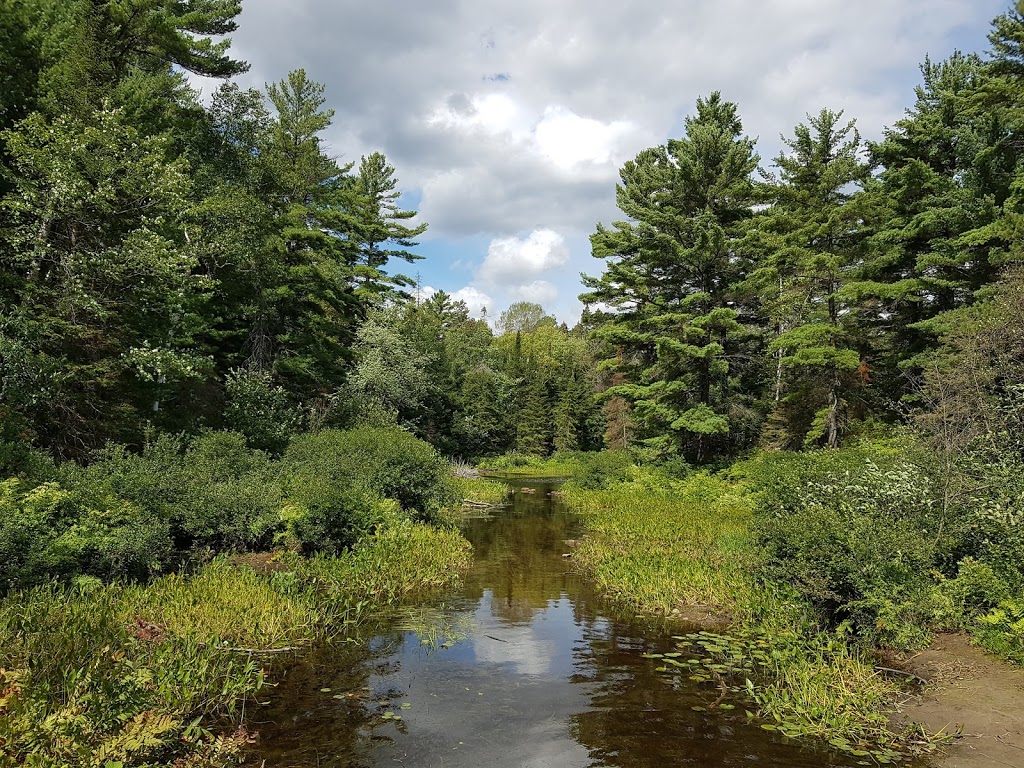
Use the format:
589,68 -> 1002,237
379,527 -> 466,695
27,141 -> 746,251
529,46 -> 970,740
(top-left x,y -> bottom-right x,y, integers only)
194,0 -> 1010,324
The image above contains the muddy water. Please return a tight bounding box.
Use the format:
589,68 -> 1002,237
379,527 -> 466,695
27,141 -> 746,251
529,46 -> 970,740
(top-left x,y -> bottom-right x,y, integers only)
255,479 -> 859,767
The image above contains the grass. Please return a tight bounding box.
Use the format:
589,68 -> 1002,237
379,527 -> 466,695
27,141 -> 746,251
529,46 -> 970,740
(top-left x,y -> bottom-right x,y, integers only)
565,472 -> 755,613
477,451 -> 579,477
563,465 -> 944,762
452,475 -> 510,505
0,522 -> 471,768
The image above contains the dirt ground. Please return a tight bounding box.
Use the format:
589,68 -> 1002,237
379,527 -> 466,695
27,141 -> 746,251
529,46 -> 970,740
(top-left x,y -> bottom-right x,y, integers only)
894,633 -> 1024,768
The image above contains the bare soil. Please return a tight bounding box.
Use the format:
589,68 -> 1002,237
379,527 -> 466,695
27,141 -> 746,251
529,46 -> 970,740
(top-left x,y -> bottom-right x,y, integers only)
894,633 -> 1024,768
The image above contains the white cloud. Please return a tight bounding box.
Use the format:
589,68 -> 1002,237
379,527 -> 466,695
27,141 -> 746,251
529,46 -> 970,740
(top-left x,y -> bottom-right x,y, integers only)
511,280 -> 559,306
479,229 -> 569,285
534,106 -> 635,171
451,286 -> 494,318
193,0 -> 1005,322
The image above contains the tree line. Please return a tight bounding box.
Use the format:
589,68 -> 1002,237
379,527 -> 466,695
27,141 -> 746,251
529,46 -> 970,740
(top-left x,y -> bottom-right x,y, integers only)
3,0 -> 1024,468
584,2 -> 1024,463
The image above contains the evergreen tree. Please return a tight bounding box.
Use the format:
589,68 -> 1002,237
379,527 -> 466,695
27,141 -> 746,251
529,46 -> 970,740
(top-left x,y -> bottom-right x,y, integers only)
746,109 -> 869,447
516,374 -> 552,455
582,93 -> 759,461
351,151 -> 427,302
849,54 -> 1015,403
0,108 -> 206,454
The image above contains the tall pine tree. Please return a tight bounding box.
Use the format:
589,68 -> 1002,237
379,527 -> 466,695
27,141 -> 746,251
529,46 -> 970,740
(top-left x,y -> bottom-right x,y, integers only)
582,93 -> 759,461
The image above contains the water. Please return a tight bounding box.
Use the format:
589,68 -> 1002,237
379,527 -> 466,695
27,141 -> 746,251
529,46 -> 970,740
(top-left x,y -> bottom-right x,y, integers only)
254,479 -> 860,767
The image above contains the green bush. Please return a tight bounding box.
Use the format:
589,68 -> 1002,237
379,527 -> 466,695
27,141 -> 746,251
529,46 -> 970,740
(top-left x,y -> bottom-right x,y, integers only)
0,427 -> 461,589
279,489 -> 403,554
480,451 -> 547,469
223,368 -> 304,454
564,450 -> 634,490
0,479 -> 170,591
70,432 -> 284,553
976,599 -> 1024,664
741,447 -> 946,647
282,428 -> 457,525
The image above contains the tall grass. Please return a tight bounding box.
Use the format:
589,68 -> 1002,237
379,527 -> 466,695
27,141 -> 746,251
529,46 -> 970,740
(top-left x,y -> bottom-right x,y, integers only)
565,472 -> 755,613
0,522 -> 471,768
564,468 -> 939,760
452,475 -> 510,505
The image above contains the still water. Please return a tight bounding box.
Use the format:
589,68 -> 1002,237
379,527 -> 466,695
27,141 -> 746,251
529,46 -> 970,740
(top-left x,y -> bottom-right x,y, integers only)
255,479 -> 860,767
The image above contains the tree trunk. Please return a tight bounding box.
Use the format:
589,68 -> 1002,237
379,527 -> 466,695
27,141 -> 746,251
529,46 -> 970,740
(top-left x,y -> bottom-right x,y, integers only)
825,373 -> 842,448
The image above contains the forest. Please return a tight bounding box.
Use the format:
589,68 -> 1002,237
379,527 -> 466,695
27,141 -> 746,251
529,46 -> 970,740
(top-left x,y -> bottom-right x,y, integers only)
2,0 -> 1024,766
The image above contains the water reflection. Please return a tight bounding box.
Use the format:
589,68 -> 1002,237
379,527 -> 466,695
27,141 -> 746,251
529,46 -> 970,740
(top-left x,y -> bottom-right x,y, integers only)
256,480 -> 859,768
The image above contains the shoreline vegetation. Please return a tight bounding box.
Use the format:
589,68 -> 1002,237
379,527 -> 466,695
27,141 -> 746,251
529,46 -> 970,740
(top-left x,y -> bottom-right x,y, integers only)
0,428 -> 474,768
498,445 -> 1024,764
3,1 -> 1024,767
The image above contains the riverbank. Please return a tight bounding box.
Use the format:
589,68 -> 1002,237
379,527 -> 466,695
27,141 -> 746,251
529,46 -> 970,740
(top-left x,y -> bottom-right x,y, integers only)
563,470 -> 925,764
895,633 -> 1024,768
0,522 -> 471,767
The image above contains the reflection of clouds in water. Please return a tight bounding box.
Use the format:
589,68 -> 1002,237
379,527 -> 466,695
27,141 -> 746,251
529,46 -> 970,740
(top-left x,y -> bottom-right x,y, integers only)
517,718 -> 591,768
471,589 -> 595,680
473,620 -> 556,677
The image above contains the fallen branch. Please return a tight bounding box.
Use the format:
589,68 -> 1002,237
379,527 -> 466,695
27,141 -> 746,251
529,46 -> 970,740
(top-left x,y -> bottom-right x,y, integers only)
874,665 -> 928,686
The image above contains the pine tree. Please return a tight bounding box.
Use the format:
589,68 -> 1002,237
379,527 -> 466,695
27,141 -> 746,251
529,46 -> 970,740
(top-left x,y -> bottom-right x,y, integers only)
849,54 -> 1015,403
351,152 -> 427,302
745,109 -> 869,447
581,93 -> 759,461
516,374 -> 552,456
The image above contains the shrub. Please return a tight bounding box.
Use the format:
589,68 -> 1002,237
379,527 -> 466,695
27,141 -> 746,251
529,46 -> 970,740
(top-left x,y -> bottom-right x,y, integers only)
224,368 -> 304,454
565,450 -> 634,490
976,599 -> 1024,664
0,479 -> 170,591
480,451 -> 546,469
70,432 -> 284,553
282,428 -> 457,525
279,491 -> 403,554
741,447 -> 945,647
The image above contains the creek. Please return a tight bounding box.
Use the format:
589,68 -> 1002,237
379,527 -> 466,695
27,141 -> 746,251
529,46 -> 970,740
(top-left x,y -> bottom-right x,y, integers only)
254,478 -> 862,767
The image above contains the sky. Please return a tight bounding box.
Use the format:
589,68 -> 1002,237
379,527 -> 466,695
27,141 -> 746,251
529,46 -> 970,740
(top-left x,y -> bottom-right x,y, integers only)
192,0 -> 1009,325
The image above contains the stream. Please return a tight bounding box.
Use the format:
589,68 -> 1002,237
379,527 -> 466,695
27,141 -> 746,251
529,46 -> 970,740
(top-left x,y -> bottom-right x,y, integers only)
254,478 -> 864,767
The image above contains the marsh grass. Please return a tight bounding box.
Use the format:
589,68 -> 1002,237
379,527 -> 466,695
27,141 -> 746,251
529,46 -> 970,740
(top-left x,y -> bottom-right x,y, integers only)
0,522 -> 471,768
564,469 -> 943,761
452,476 -> 510,505
566,472 -> 756,613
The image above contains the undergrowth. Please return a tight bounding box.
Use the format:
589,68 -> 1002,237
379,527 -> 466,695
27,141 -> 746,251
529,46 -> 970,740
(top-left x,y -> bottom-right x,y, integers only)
555,450 -> 958,762
0,522 -> 471,768
452,475 -> 510,505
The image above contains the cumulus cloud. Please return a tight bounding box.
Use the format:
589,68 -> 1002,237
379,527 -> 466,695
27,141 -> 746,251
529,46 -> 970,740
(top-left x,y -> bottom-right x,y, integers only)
511,280 -> 559,306
192,0 -> 1004,321
412,284 -> 438,303
479,229 -> 569,285
450,286 -> 495,318
534,106 -> 636,171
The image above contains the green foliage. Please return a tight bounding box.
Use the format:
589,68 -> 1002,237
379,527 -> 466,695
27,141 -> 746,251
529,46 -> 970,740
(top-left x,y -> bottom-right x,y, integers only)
565,456 -> 947,756
224,368 -> 304,454
740,448 -> 942,646
976,599 -> 1024,664
0,478 -> 170,591
582,93 -> 760,462
563,450 -> 635,491
73,432 -> 283,555
282,428 -> 458,528
0,523 -> 470,768
452,475 -> 509,505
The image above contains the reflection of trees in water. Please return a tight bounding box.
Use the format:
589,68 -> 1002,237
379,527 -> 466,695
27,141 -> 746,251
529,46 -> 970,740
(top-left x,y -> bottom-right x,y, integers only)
462,485 -> 580,624
568,629 -> 843,768
253,633 -> 408,768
